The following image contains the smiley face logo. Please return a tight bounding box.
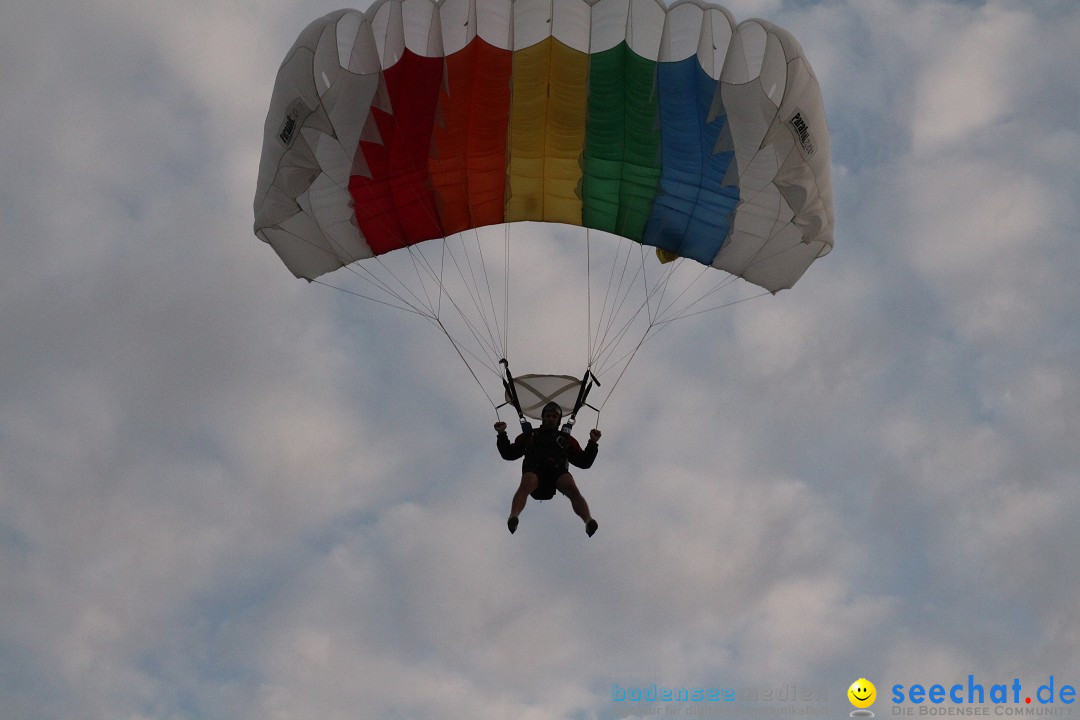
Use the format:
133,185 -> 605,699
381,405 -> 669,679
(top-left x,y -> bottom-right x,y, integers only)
848,678 -> 876,709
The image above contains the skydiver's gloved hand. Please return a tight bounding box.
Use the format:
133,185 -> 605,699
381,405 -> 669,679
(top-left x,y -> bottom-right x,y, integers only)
494,421 -> 507,434
589,428 -> 601,443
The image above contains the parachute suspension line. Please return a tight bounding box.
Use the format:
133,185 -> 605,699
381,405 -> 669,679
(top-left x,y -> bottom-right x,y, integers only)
428,237 -> 502,376
644,246 -> 688,322
582,229 -> 598,409
592,260 -> 714,408
653,262 -> 714,323
399,235 -> 506,366
588,237 -> 643,374
591,290 -> 656,377
637,242 -> 655,324
310,278 -> 432,318
503,223 -> 511,360
365,253 -> 479,354
312,226 -> 516,387
601,238 -> 645,352
650,231 -> 805,327
406,243 -> 439,315
592,261 -> 771,410
372,253 -> 444,319
581,237 -> 680,401
589,246 -> 740,395
456,228 -> 506,361
602,237 -> 638,348
654,270 -> 742,325
581,229 -> 673,409
432,315 -> 502,410
593,249 -> 643,368
421,236 -> 502,361
310,265 -> 502,409
343,252 -> 437,318
590,249 -> 683,377
590,231 -> 640,368
271,204 -> 436,317
473,227 -> 507,362
586,228 -> 594,368
403,242 -> 504,374
437,233 -> 447,319
651,289 -> 771,327
639,245 -> 683,319
597,286 -> 770,414
336,239 -> 501,389
594,321 -> 657,414
588,235 -> 617,362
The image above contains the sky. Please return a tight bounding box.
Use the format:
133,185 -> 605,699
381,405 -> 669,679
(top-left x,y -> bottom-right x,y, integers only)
1,0 -> 1079,718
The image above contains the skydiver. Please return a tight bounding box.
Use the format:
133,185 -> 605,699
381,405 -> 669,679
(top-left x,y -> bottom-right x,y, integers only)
494,401 -> 601,537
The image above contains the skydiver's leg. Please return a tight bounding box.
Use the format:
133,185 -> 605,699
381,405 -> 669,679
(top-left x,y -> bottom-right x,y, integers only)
509,472 -> 540,533
556,473 -> 597,536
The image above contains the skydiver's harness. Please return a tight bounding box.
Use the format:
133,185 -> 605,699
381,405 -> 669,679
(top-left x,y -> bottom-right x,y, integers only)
520,429 -> 572,473
497,358 -> 598,436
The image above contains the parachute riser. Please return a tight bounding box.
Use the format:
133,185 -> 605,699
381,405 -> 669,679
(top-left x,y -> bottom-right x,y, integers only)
561,368 -> 599,434
499,358 -> 533,435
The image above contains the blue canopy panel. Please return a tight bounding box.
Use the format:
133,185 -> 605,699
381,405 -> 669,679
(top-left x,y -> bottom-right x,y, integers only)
643,57 -> 738,265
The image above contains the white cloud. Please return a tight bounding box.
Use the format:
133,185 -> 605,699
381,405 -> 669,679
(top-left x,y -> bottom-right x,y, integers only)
910,5 -> 1037,153
2,0 -> 1079,718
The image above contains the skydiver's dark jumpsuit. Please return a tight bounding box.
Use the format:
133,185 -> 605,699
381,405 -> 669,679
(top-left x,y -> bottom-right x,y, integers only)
497,427 -> 598,500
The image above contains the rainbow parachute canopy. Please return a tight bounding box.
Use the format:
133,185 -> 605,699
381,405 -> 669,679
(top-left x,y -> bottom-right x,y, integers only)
254,0 -> 833,293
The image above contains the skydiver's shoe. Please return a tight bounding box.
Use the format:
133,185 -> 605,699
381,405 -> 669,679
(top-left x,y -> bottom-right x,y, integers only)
508,515 -> 519,534
585,519 -> 598,537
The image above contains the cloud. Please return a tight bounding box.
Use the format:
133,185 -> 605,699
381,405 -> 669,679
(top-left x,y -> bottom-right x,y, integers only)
2,0 -> 1079,718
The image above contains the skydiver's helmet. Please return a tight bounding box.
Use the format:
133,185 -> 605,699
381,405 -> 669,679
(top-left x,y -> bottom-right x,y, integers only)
542,402 -> 563,424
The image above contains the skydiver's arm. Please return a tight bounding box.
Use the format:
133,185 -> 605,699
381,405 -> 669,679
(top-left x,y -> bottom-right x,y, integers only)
567,434 -> 598,469
497,431 -> 525,461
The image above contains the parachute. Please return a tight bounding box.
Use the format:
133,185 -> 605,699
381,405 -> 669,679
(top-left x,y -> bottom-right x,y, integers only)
254,0 -> 833,421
